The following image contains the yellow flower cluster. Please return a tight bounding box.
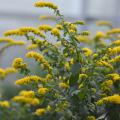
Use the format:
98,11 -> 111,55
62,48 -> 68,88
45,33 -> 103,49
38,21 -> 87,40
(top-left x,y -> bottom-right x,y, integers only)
59,82 -> 69,89
0,37 -> 25,46
4,27 -> 45,38
38,25 -> 52,32
0,101 -> 10,108
106,73 -> 120,82
95,31 -> 106,38
11,41 -> 25,46
54,41 -> 62,47
64,62 -> 70,70
96,60 -> 113,69
87,116 -> 96,120
56,24 -> 63,30
68,24 -> 77,32
81,31 -> 90,36
75,35 -> 90,43
101,80 -> 113,92
45,74 -> 53,82
4,29 -> 24,36
34,1 -> 58,10
51,28 -> 60,37
19,27 -> 45,38
110,55 -> 120,63
111,40 -> 120,46
79,74 -> 88,80
35,108 -> 46,116
40,15 -> 56,21
0,37 -> 14,43
12,58 -> 26,69
108,46 -> 120,55
107,28 -> 120,35
26,44 -> 38,50
26,51 -> 52,71
15,75 -> 43,85
38,87 -> 49,95
97,94 -> 120,105
0,67 -> 17,78
12,90 -> 39,105
12,95 -> 39,106
82,47 -> 93,56
19,90 -> 35,98
96,21 -> 112,28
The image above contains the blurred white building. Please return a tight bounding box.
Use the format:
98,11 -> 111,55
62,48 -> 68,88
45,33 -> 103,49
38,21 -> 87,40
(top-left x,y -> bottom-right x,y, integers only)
0,0 -> 120,36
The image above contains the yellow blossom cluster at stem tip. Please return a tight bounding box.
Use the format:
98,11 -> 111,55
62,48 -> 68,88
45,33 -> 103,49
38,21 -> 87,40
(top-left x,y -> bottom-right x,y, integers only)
19,90 -> 35,98
12,58 -> 27,70
38,24 -> 52,32
26,51 -> 52,71
38,87 -> 49,95
0,37 -> 14,43
12,90 -> 39,105
95,31 -> 106,38
0,37 -> 25,46
0,101 -> 10,108
81,31 -> 90,36
96,94 -> 120,105
87,116 -> 96,120
106,73 -> 120,82
40,15 -> 56,21
111,40 -> 120,46
96,60 -> 113,69
75,35 -> 90,43
79,74 -> 88,80
34,1 -> 58,10
110,55 -> 120,63
64,62 -> 70,70
0,67 -> 17,78
59,82 -> 69,89
15,75 -> 44,85
4,27 -> 45,38
108,46 -> 120,55
51,28 -> 60,37
82,47 -> 93,57
56,24 -> 63,30
26,44 -> 38,50
12,95 -> 39,106
107,28 -> 120,35
96,20 -> 112,28
35,108 -> 46,116
101,80 -> 113,92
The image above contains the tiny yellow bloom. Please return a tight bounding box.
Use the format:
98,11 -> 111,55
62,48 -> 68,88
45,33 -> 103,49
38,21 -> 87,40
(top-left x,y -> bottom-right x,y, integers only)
19,90 -> 35,98
38,87 -> 49,95
0,101 -> 10,108
26,44 -> 38,50
0,37 -> 14,43
34,1 -> 58,10
95,31 -> 106,38
59,82 -> 69,89
12,58 -> 26,69
51,28 -> 60,37
87,116 -> 96,120
15,76 -> 43,85
38,24 -> 52,32
82,47 -> 93,56
96,94 -> 120,105
35,108 -> 46,116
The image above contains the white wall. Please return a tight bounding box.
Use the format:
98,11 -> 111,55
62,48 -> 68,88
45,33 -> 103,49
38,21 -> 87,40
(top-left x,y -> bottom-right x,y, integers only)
88,0 -> 116,18
0,0 -> 81,16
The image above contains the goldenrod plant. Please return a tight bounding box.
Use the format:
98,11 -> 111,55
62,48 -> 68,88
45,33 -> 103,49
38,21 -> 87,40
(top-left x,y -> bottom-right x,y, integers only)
0,1 -> 120,120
